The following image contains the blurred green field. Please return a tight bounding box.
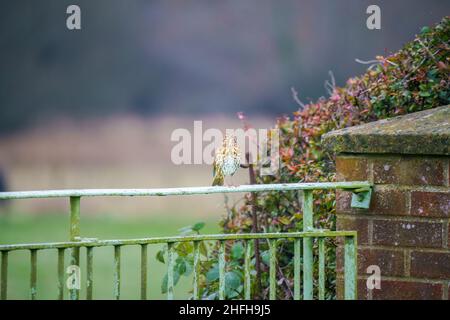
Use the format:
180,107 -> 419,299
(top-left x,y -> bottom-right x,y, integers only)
0,213 -> 219,300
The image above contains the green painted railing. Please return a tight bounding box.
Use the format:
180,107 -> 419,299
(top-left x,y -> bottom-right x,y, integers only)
0,182 -> 371,300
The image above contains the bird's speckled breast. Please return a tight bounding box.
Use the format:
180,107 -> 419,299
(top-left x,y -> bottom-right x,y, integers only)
222,155 -> 240,176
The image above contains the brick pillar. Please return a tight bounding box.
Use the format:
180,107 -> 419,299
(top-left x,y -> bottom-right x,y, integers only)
323,106 -> 450,300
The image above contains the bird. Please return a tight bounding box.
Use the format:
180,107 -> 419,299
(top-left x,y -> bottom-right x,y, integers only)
212,134 -> 241,186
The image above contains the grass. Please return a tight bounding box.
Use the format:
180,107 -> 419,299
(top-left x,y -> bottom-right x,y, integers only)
0,213 -> 220,300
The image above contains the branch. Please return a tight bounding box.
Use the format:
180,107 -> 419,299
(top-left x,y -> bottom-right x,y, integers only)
291,87 -> 306,110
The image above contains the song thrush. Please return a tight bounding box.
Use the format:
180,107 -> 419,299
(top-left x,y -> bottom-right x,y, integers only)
212,134 -> 241,186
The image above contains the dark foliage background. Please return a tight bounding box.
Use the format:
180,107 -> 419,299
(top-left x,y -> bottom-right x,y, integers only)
1,0 -> 449,133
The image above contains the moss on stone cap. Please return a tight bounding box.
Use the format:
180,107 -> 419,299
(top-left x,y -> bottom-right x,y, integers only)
322,106 -> 450,156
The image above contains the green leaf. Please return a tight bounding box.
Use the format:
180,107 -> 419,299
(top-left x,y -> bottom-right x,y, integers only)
175,257 -> 187,275
178,222 -> 204,235
226,289 -> 240,299
230,242 -> 244,260
225,271 -> 241,290
161,271 -> 181,294
175,242 -> 193,256
420,26 -> 431,34
161,273 -> 168,294
224,271 -> 242,298
156,250 -> 165,264
206,264 -> 219,283
261,250 -> 270,266
206,292 -> 218,300
183,257 -> 193,276
192,222 -> 205,232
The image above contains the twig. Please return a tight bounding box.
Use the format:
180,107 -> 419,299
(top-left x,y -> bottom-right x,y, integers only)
355,58 -> 380,65
355,57 -> 398,70
223,194 -> 233,220
417,38 -> 438,63
324,71 -> 336,96
277,265 -> 294,299
291,87 -> 306,110
401,57 -> 427,83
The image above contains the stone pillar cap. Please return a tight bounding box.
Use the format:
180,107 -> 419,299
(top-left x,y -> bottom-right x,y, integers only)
322,105 -> 449,156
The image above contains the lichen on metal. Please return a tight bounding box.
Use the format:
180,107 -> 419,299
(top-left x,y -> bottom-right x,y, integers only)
344,236 -> 357,300
0,182 -> 364,300
351,187 -> 372,209
218,241 -> 226,300
0,181 -> 372,200
269,239 -> 277,300
0,231 -> 357,252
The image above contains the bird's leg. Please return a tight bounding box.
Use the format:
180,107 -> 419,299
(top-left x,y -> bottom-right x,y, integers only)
229,175 -> 239,187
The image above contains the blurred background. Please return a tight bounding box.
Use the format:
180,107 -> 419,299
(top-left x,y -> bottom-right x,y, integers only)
0,0 -> 449,299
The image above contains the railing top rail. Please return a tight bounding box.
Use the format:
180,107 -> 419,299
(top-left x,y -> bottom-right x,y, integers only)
0,181 -> 371,200
0,230 -> 357,251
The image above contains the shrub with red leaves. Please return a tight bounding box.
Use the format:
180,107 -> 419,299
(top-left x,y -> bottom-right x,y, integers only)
215,17 -> 449,300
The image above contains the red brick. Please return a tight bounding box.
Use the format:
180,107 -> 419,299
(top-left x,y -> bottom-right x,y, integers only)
373,158 -> 401,184
411,191 -> 450,218
337,188 -> 408,216
411,251 -> 450,279
336,277 -> 344,299
336,216 -> 369,245
358,248 -> 404,277
336,247 -> 404,277
370,189 -> 409,215
359,279 -> 443,300
336,156 -> 369,182
336,247 -> 344,274
357,279 -> 370,300
336,190 -> 356,213
404,158 -> 445,186
372,219 -> 443,248
373,157 -> 445,186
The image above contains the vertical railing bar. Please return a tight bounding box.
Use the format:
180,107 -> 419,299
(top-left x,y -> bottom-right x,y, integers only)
193,241 -> 200,300
218,240 -> 225,300
167,243 -> 174,300
301,190 -> 313,231
318,238 -> 325,300
303,237 -> 313,300
294,238 -> 301,300
86,247 -> 94,300
1,251 -> 8,300
244,240 -> 252,300
30,249 -> 37,300
269,239 -> 277,300
69,246 -> 80,300
70,196 -> 81,240
344,236 -> 357,300
57,248 -> 64,300
140,244 -> 148,300
302,190 -> 314,300
69,196 -> 81,300
113,245 -> 121,300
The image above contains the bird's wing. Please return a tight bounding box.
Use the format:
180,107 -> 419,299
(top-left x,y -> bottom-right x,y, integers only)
212,158 -> 224,186
212,169 -> 224,186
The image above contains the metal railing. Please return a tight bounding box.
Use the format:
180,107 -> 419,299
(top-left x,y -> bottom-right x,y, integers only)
0,182 -> 372,300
